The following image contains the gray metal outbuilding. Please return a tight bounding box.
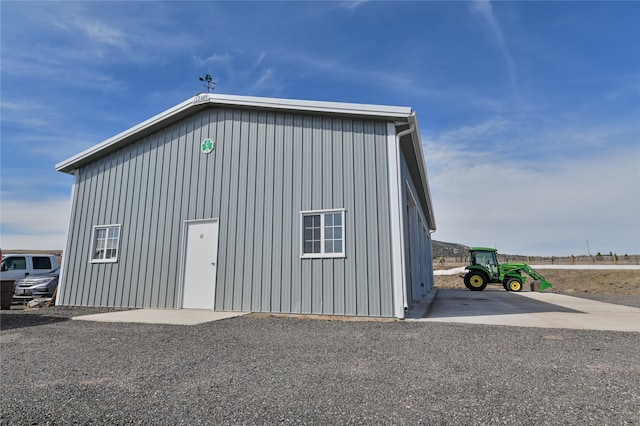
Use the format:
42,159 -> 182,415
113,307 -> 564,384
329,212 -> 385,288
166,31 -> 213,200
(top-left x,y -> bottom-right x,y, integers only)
56,94 -> 436,319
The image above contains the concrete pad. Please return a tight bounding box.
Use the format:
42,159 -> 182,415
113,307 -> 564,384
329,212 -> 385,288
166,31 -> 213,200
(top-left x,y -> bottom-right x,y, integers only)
411,289 -> 640,332
72,309 -> 248,325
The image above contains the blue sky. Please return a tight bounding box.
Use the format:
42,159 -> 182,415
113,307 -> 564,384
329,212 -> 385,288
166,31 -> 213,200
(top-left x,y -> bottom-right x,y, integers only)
1,1 -> 639,256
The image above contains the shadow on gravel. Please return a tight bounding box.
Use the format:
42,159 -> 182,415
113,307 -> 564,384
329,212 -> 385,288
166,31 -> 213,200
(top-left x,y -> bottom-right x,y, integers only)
0,313 -> 69,331
425,288 -> 583,319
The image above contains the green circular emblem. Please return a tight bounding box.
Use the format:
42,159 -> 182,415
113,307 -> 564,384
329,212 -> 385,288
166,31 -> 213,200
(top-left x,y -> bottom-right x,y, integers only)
201,138 -> 215,154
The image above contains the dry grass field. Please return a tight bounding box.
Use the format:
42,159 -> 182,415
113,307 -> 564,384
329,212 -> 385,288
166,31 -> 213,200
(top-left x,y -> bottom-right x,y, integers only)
435,268 -> 640,295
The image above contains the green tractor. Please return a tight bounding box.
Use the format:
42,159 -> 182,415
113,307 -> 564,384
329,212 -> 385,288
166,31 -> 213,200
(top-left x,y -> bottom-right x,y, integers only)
463,247 -> 553,292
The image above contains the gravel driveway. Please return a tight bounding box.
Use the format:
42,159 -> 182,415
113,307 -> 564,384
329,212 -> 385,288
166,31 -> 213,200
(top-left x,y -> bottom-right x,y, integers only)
1,306 -> 639,425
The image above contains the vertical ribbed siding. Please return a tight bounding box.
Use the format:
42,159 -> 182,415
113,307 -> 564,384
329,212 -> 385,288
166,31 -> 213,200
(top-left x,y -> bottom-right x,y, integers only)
399,147 -> 433,308
60,107 -> 396,316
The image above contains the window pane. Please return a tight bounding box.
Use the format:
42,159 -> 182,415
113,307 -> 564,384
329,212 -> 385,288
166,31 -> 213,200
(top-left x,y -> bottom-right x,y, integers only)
313,241 -> 321,253
304,216 -> 314,227
325,214 -> 333,226
325,228 -> 333,239
335,227 -> 342,239
325,241 -> 334,253
304,229 -> 313,240
334,241 -> 342,253
333,213 -> 342,226
108,227 -> 119,238
313,229 -> 321,240
304,242 -> 314,253
313,215 -> 320,227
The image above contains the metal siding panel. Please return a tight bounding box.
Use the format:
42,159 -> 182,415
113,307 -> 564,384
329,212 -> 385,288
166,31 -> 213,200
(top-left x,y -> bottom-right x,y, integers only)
280,114 -> 294,313
131,137 -> 152,307
233,110 -> 250,310
216,109 -> 234,309
142,134 -> 161,308
226,110 -> 243,310
261,112 -> 276,312
120,139 -> 142,307
185,115 -> 199,221
211,109 -> 226,219
352,120 -> 369,316
341,120 -> 357,316
114,146 -> 135,306
375,124 -> 394,317
364,122 -> 381,316
241,111 -> 258,311
152,129 -> 171,308
212,109 -> 227,309
159,126 -> 180,308
68,169 -> 91,305
290,116 -> 304,313
250,111 -> 266,311
167,121 -> 188,307
193,112 -> 206,219
271,113 -> 285,312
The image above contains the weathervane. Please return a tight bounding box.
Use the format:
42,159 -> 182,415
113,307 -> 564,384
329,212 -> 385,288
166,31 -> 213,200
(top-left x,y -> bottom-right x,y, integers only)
199,74 -> 215,93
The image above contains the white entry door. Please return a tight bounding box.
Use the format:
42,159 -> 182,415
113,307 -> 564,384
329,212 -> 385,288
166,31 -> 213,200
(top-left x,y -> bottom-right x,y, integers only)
182,219 -> 219,310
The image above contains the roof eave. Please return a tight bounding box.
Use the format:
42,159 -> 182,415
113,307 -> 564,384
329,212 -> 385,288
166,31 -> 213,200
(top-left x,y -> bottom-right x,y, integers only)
408,113 -> 436,231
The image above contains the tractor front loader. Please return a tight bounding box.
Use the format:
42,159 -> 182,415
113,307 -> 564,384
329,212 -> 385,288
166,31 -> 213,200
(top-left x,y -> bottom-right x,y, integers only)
462,247 -> 553,292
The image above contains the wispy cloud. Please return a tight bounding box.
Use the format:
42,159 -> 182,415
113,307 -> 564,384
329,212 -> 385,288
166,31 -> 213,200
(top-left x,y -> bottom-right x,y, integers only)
339,1 -> 370,11
469,0 -> 519,98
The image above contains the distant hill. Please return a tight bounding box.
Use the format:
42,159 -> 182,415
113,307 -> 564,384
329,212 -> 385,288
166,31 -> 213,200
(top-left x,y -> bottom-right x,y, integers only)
432,240 -> 468,258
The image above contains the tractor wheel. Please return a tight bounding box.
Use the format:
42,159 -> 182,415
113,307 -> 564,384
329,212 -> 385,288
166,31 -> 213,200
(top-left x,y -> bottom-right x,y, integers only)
506,278 -> 523,292
502,281 -> 510,291
464,271 -> 488,291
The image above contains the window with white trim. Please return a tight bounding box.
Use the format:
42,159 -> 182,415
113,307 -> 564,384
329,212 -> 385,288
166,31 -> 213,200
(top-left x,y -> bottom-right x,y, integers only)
90,225 -> 121,263
301,209 -> 345,258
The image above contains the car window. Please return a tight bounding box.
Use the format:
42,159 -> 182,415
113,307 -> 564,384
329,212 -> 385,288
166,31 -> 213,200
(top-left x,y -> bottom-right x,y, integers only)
33,257 -> 52,269
2,257 -> 27,271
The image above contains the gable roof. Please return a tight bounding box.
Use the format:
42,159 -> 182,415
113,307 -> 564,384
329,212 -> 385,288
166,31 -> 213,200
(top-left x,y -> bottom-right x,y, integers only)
55,93 -> 435,230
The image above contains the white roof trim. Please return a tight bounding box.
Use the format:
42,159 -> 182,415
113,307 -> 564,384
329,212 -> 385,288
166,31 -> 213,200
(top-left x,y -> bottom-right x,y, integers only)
56,94 -> 413,174
194,93 -> 413,117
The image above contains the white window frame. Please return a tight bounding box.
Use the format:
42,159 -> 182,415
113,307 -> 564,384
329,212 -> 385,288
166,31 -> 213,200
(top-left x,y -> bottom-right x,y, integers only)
300,209 -> 346,259
90,224 -> 121,263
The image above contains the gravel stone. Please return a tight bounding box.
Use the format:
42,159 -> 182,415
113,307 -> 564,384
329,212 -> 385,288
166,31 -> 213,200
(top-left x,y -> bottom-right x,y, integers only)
1,306 -> 639,425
